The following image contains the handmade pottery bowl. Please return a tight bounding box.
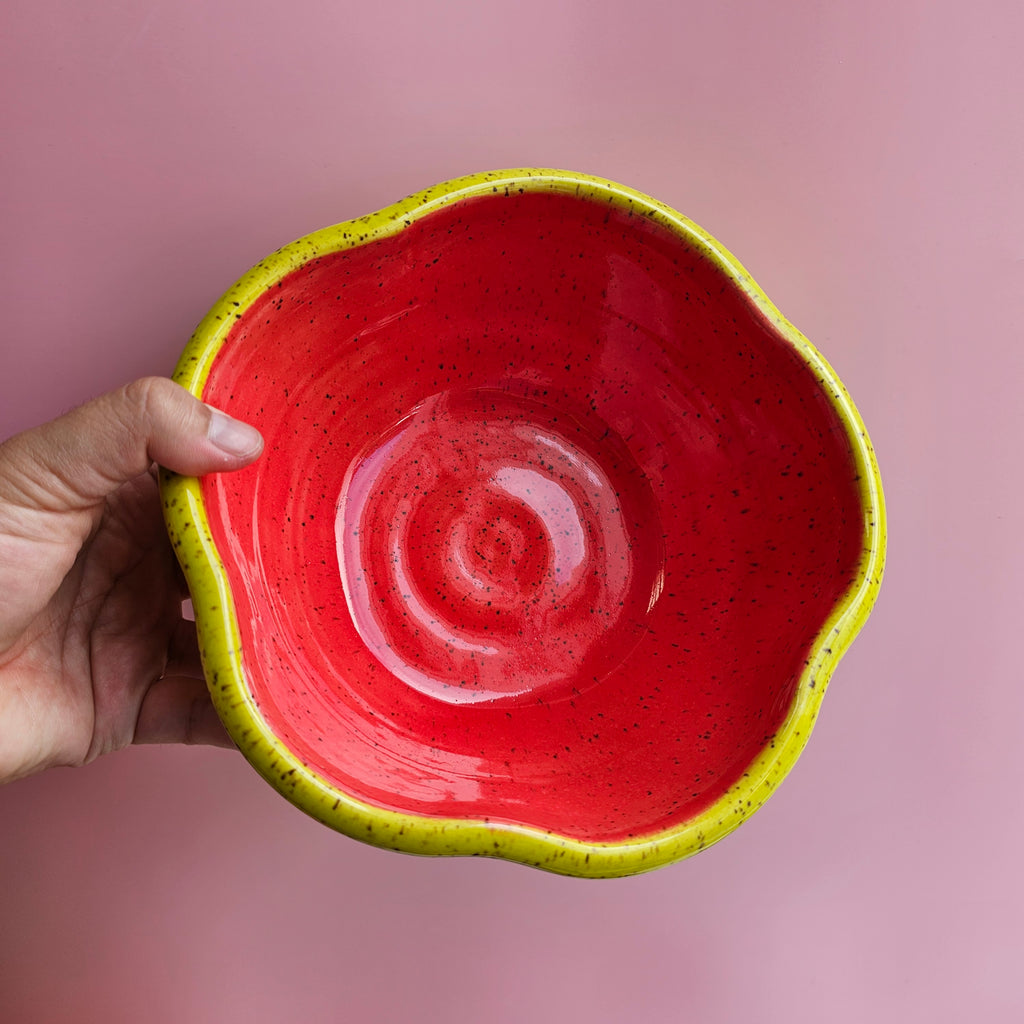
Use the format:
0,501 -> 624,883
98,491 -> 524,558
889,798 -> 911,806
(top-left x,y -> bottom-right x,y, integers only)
161,169 -> 885,877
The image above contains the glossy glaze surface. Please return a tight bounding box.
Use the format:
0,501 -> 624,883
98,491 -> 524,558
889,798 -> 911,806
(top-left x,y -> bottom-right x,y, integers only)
182,181 -> 871,853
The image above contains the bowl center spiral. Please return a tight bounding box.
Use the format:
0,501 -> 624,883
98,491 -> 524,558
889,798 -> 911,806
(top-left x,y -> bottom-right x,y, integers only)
336,388 -> 662,705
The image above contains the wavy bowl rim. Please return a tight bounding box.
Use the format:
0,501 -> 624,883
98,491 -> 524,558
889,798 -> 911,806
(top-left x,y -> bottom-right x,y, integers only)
160,168 -> 886,878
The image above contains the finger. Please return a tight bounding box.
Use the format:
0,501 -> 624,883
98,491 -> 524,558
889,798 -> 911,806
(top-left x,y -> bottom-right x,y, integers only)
133,675 -> 236,749
166,618 -> 204,679
0,376 -> 263,515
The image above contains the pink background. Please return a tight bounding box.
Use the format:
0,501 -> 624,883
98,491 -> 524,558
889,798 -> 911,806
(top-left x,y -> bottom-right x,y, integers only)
2,1 -> 1021,1020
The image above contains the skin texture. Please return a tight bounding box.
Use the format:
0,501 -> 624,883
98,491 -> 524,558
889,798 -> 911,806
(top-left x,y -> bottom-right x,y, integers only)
0,377 -> 263,784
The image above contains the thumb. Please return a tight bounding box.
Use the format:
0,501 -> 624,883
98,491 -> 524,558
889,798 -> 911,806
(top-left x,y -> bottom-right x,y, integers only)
0,377 -> 263,512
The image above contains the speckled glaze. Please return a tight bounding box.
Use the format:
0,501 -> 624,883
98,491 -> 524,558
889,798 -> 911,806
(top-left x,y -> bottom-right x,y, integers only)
160,169 -> 885,877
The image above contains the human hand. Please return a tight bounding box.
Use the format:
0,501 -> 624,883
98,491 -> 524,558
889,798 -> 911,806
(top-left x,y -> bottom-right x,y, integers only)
0,377 -> 263,784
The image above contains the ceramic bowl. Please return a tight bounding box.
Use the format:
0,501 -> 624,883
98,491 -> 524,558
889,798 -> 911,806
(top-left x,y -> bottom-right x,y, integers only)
161,169 -> 885,877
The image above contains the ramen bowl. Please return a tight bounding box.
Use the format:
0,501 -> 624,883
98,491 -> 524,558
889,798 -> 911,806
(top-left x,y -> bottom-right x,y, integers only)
161,169 -> 885,877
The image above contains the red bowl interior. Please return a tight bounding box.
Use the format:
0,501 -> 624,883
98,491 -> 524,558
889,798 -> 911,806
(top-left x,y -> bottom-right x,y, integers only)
199,190 -> 864,843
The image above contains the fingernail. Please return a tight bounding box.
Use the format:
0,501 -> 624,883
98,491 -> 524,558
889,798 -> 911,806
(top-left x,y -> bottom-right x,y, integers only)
206,407 -> 263,458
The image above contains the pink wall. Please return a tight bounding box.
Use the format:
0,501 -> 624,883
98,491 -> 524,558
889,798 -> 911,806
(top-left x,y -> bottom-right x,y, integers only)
2,1 -> 1021,1020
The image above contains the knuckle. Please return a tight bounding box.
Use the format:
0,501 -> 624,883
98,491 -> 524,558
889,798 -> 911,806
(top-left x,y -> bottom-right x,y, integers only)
123,377 -> 203,438
123,376 -> 168,420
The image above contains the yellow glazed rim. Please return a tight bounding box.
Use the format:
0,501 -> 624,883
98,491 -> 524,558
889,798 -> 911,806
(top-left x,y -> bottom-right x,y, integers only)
160,169 -> 886,878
